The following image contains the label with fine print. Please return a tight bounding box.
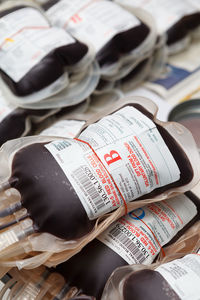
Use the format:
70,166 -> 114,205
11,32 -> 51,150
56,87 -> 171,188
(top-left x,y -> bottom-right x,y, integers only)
98,194 -> 197,265
0,7 -> 75,82
46,0 -> 140,52
45,105 -> 180,220
40,120 -> 85,138
156,254 -> 200,300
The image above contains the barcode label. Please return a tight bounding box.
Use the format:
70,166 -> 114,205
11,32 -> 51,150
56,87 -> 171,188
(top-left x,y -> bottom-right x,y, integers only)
98,195 -> 197,266
72,167 -> 105,211
109,226 -> 146,264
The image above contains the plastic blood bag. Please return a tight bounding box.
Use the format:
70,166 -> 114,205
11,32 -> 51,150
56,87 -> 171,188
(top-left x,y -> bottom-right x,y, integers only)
0,98 -> 199,262
2,193 -> 199,300
0,5 -> 88,97
101,226 -> 200,300
43,0 -> 151,67
54,193 -> 199,300
122,253 -> 200,300
166,11 -> 200,53
0,106 -> 58,146
115,0 -> 200,55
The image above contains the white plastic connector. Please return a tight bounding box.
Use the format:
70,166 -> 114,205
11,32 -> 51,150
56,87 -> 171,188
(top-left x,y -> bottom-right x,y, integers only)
0,219 -> 34,251
16,282 -> 40,300
0,230 -> 19,251
15,270 -> 51,300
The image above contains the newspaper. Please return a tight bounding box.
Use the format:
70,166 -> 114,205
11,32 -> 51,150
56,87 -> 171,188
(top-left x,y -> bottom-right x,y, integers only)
144,39 -> 200,106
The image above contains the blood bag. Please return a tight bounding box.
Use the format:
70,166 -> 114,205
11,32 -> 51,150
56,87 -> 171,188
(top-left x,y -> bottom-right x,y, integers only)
0,97 -> 198,268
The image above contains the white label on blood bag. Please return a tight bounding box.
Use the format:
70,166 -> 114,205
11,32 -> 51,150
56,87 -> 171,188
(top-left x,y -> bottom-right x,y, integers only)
189,0 -> 200,9
98,195 -> 197,265
40,120 -> 85,138
45,106 -> 180,220
46,0 -> 140,52
156,254 -> 200,300
116,0 -> 198,33
0,7 -> 75,82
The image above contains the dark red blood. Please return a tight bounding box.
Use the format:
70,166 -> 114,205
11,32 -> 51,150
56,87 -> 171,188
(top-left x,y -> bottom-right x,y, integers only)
123,269 -> 180,300
54,192 -> 199,299
9,104 -> 194,240
43,0 -> 150,66
167,12 -> 200,46
0,108 -> 50,146
0,6 -> 88,96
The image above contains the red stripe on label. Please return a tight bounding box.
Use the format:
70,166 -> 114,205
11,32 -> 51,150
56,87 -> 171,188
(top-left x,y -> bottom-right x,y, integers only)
74,137 -> 128,215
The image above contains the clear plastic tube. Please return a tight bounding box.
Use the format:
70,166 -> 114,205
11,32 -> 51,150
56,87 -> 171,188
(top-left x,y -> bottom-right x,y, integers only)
0,218 -> 34,252
0,278 -> 17,299
7,281 -> 24,300
0,96 -> 199,269
0,202 -> 22,218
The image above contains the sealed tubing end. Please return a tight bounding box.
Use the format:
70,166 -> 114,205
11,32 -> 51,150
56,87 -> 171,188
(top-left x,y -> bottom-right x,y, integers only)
0,202 -> 22,218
